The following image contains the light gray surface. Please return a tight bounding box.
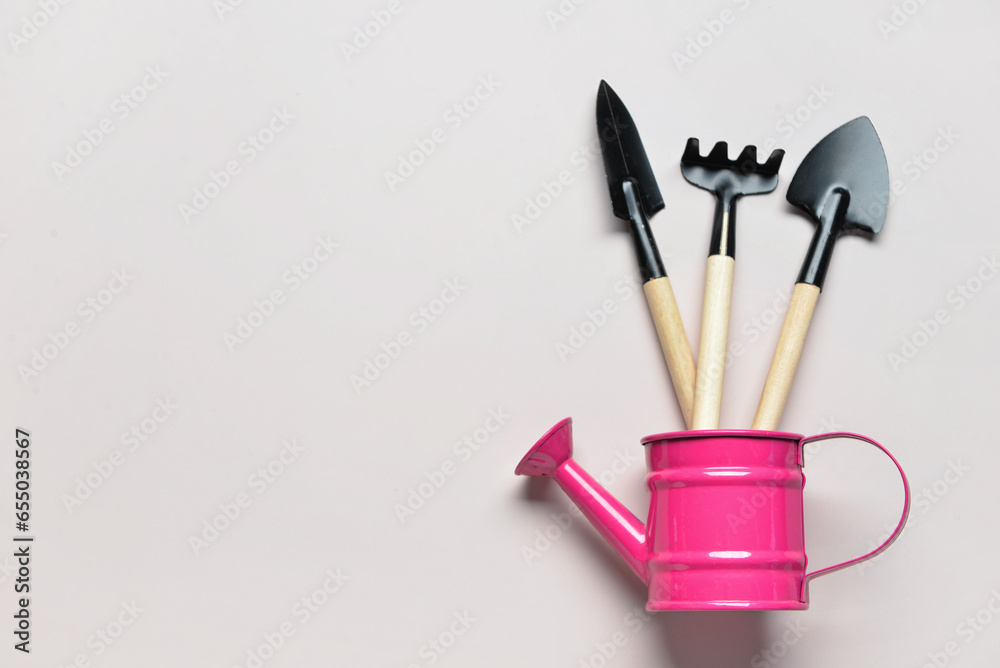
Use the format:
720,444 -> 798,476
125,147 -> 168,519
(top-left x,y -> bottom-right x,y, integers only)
2,1 -> 998,666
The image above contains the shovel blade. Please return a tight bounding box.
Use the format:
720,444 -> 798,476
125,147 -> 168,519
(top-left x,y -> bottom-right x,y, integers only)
786,117 -> 890,233
596,81 -> 664,220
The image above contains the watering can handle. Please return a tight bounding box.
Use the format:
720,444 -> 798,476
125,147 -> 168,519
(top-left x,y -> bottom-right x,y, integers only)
800,432 -> 911,585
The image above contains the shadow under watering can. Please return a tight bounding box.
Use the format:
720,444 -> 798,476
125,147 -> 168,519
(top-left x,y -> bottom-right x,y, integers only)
516,419 -> 910,611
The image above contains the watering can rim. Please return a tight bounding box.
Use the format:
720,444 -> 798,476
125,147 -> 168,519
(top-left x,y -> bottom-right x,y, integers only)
640,428 -> 804,445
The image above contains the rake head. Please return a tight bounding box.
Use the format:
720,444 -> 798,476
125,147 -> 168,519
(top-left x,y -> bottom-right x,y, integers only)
681,139 -> 784,199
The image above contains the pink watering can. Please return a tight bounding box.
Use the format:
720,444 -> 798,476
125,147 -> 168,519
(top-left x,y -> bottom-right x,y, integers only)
516,419 -> 910,610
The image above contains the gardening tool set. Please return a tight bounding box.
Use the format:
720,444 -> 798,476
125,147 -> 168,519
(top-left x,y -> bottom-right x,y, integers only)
515,82 -> 908,611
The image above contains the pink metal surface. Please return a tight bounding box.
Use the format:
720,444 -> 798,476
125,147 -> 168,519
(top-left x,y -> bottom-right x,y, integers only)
797,431 -> 911,604
515,419 -> 648,582
515,419 -> 910,611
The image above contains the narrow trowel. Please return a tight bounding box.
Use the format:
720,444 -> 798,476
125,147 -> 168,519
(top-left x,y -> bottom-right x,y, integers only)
752,117 -> 890,430
597,81 -> 697,428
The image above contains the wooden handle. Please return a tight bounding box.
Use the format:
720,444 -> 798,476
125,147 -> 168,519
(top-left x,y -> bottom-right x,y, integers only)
643,277 -> 696,429
692,255 -> 735,430
751,283 -> 821,431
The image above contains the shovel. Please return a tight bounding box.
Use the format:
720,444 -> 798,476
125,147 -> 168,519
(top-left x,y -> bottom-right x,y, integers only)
681,140 -> 784,429
597,81 -> 697,428
752,117 -> 890,430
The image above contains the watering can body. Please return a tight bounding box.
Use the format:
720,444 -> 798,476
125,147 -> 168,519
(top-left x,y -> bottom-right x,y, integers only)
515,419 -> 909,611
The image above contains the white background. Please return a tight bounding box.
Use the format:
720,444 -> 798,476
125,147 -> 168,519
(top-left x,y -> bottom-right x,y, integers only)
2,1 -> 999,666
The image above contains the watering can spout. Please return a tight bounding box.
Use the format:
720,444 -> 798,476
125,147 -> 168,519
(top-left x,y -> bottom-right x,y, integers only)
516,419 -> 648,583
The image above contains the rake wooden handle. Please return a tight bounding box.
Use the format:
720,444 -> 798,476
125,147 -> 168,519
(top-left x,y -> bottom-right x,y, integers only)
692,255 -> 735,430
643,277 -> 696,429
752,283 -> 821,431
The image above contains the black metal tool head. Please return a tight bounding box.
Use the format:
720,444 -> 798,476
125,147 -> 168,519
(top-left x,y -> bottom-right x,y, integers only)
786,116 -> 889,235
786,116 -> 890,288
595,81 -> 667,281
680,139 -> 784,258
596,80 -> 664,221
681,139 -> 784,201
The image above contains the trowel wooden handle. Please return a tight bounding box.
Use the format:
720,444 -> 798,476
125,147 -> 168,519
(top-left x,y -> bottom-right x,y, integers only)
643,276 -> 696,429
692,255 -> 735,430
752,283 -> 821,431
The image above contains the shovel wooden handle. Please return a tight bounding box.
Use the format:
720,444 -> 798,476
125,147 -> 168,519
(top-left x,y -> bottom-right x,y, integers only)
752,283 -> 821,431
692,255 -> 735,430
643,277 -> 696,429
